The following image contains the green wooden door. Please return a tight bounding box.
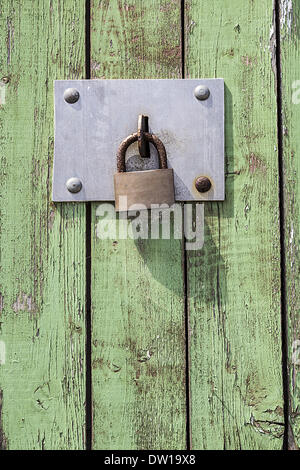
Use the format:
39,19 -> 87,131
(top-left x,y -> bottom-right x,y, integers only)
0,0 -> 298,450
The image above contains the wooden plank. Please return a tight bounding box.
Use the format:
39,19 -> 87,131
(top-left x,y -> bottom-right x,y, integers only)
279,0 -> 300,450
90,0 -> 186,450
185,0 -> 284,449
0,1 -> 86,449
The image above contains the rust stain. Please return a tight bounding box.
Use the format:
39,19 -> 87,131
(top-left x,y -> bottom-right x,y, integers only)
117,132 -> 167,172
92,357 -> 104,369
248,153 -> 267,175
147,364 -> 158,378
135,369 -> 141,381
263,405 -> 284,417
223,48 -> 234,57
163,45 -> 181,59
241,55 -> 258,67
159,2 -> 175,13
68,315 -> 82,334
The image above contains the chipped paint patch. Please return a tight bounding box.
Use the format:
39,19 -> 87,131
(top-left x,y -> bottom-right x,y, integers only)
0,341 -> 5,365
289,221 -> 294,245
47,209 -> 55,230
91,61 -> 101,71
138,348 -> 153,363
248,413 -> 284,439
269,6 -> 277,80
292,340 -> 300,365
6,17 -> 14,66
12,293 -> 36,314
0,81 -> 6,106
280,0 -> 293,31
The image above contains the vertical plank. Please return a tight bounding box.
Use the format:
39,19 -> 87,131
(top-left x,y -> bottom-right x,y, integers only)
0,1 -> 86,449
90,0 -> 186,449
185,0 -> 284,449
279,0 -> 300,450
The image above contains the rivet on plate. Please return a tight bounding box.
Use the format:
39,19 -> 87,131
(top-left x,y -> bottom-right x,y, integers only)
66,177 -> 82,193
195,176 -> 212,193
64,88 -> 80,104
194,85 -> 210,101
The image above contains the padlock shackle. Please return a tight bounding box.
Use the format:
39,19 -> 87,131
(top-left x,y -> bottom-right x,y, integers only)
117,132 -> 167,173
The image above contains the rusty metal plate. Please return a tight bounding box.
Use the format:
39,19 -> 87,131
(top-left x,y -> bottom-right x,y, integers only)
53,79 -> 224,202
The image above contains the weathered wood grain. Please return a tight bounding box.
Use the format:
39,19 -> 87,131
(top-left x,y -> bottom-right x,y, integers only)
90,0 -> 186,450
279,0 -> 300,450
185,0 -> 284,449
0,1 -> 86,449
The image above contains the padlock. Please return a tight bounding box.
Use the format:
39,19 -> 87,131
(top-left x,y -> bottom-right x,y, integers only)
114,131 -> 175,211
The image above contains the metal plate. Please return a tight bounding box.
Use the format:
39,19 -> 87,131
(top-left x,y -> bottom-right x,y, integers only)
53,79 -> 224,202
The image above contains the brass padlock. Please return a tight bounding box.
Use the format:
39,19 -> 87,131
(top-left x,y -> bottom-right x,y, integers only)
114,131 -> 175,211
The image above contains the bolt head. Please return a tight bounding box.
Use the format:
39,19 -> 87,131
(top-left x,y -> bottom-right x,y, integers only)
195,176 -> 212,193
66,177 -> 82,193
194,85 -> 210,101
64,88 -> 80,104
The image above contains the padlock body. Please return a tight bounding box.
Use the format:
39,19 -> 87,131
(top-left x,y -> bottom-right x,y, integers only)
114,169 -> 175,211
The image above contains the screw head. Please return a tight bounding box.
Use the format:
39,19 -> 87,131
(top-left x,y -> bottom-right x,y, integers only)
194,85 -> 210,101
64,88 -> 80,104
195,176 -> 212,193
66,177 -> 82,193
